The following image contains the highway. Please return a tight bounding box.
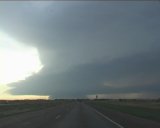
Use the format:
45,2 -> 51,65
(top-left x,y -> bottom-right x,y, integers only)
0,102 -> 122,128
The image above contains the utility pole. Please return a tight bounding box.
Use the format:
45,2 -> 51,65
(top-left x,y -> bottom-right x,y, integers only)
96,95 -> 98,100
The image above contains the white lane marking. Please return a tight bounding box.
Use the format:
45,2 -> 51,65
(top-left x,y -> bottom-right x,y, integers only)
55,115 -> 61,119
92,108 -> 124,128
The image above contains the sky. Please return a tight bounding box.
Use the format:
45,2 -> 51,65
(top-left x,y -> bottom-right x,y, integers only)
0,1 -> 160,99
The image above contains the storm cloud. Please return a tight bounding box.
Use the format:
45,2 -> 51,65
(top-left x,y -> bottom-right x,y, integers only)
10,49 -> 160,98
0,1 -> 160,98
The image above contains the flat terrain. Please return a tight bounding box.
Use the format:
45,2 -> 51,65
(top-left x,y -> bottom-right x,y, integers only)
0,100 -> 160,128
0,100 -> 63,118
0,102 -> 122,128
87,100 -> 160,128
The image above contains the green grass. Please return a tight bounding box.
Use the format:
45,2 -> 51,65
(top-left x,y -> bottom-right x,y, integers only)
88,100 -> 160,122
0,101 -> 66,118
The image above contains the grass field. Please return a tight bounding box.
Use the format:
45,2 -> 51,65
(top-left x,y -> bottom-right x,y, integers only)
88,100 -> 160,122
0,100 -> 69,118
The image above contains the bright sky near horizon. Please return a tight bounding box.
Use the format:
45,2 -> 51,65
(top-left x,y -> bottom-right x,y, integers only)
0,31 -> 48,100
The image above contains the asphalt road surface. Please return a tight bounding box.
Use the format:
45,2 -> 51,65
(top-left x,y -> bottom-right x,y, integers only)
0,102 -> 123,128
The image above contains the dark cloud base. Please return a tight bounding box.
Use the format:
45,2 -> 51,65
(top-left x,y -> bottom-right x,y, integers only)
10,50 -> 160,99
1,2 -> 160,99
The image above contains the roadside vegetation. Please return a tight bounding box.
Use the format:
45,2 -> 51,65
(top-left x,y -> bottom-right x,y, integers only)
0,99 -> 71,118
87,99 -> 160,122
